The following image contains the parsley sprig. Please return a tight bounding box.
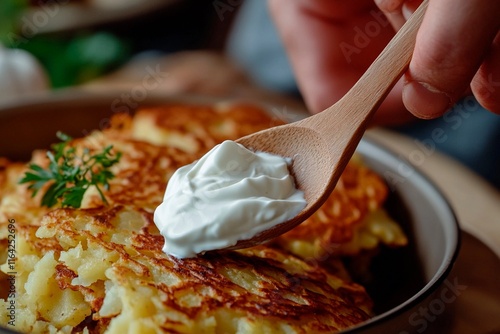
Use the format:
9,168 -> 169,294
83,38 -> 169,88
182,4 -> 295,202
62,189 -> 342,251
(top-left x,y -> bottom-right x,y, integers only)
19,132 -> 122,208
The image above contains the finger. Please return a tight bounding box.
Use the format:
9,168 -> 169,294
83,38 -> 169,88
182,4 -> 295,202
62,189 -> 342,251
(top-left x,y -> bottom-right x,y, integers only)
372,78 -> 419,125
401,1 -> 424,20
268,0 -> 398,114
402,0 -> 500,119
471,32 -> 500,114
374,0 -> 423,31
374,0 -> 406,30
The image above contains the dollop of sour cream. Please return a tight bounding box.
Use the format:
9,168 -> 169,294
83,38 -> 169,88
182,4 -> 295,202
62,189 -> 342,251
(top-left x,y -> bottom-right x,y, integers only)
154,140 -> 306,258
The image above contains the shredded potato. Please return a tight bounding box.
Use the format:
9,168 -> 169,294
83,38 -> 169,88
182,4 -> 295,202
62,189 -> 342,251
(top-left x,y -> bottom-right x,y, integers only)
0,103 -> 407,333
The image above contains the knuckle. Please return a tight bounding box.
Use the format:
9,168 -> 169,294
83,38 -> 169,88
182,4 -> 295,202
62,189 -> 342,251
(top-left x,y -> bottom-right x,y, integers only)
412,41 -> 473,95
472,74 -> 500,113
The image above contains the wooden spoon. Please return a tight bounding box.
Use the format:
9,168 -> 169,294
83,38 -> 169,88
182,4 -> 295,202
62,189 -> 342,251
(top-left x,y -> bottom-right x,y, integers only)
229,1 -> 428,250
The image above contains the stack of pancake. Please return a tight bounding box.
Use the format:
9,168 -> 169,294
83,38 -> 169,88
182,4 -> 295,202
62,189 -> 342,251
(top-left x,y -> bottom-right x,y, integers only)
0,103 -> 407,333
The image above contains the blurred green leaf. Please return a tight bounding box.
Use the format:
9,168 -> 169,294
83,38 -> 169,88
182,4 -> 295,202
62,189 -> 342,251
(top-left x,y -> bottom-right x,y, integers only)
19,32 -> 131,88
0,0 -> 29,45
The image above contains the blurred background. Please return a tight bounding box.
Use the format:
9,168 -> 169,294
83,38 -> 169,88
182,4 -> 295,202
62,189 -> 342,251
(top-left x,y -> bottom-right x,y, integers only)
1,0 -> 499,189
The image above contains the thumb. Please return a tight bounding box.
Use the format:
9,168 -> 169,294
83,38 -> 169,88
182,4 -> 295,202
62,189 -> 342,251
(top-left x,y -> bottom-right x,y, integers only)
402,0 -> 500,119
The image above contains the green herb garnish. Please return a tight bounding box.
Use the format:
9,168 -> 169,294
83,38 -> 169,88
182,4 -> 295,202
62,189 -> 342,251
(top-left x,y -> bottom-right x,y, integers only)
19,132 -> 122,208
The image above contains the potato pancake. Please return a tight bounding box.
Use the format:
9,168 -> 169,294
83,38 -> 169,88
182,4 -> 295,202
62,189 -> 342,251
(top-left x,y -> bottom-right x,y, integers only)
0,102 -> 407,333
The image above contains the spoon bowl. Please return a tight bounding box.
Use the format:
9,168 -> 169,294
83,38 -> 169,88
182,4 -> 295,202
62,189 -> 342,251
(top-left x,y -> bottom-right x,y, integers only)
235,125 -> 337,248
228,0 -> 429,250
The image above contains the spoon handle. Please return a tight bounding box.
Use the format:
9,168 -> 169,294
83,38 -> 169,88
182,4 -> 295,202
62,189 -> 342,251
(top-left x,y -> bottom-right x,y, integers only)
342,0 -> 429,118
304,0 -> 428,141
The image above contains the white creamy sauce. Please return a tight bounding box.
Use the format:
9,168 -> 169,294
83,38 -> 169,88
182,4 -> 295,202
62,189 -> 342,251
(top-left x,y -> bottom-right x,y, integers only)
154,140 -> 306,258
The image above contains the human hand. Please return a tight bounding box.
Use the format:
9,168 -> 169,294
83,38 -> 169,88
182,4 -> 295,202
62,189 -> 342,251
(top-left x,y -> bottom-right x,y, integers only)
269,0 -> 500,124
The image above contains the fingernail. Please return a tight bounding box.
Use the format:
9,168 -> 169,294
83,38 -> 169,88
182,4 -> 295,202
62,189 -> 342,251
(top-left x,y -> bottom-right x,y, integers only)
403,80 -> 452,119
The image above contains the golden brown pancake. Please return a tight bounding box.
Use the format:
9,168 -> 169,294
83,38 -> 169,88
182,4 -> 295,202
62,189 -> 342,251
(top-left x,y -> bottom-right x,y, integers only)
0,102 -> 407,333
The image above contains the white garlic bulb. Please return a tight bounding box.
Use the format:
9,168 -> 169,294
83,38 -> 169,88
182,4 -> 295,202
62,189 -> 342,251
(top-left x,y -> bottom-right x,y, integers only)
0,44 -> 50,102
